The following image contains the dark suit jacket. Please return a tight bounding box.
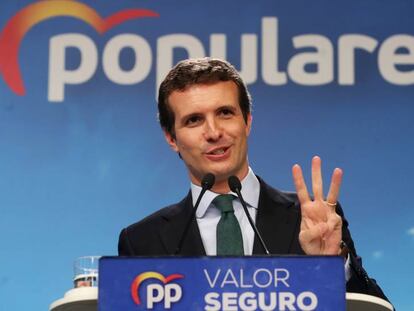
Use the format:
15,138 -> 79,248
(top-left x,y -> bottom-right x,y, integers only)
118,177 -> 390,302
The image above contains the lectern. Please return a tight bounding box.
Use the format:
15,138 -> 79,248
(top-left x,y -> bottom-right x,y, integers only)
99,256 -> 345,310
50,256 -> 393,311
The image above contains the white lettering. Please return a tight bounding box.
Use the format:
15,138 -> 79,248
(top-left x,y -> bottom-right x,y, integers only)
203,291 -> 317,311
274,268 -> 290,287
288,35 -> 333,85
261,17 -> 287,85
239,292 -> 257,311
258,292 -> 277,311
204,269 -> 221,288
102,34 -> 152,84
204,292 -> 221,311
239,34 -> 258,84
163,284 -> 182,309
222,292 -> 238,311
297,291 -> 318,311
378,34 -> 414,85
338,34 -> 378,85
48,34 -> 97,102
146,284 -> 164,309
253,268 -> 272,288
221,269 -> 239,288
44,17 -> 414,102
240,269 -> 253,288
279,292 -> 296,311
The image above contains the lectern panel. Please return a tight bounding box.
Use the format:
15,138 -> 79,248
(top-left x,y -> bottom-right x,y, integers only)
99,256 -> 345,311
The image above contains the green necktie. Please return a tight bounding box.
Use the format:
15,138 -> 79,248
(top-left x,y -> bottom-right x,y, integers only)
213,194 -> 244,256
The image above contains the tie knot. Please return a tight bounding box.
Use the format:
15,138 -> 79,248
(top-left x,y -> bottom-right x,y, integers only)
213,194 -> 234,213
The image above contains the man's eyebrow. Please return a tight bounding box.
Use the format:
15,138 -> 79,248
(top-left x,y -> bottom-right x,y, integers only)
180,112 -> 202,121
216,105 -> 237,112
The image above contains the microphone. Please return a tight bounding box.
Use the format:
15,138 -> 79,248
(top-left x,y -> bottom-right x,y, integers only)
174,173 -> 215,255
228,175 -> 270,255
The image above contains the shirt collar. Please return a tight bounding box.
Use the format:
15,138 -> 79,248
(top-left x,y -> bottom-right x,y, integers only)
191,167 -> 260,218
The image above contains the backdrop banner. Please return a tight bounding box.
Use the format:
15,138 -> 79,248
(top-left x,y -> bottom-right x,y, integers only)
0,1 -> 412,310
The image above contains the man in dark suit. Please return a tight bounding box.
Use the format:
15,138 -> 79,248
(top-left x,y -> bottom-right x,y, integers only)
119,58 -> 390,301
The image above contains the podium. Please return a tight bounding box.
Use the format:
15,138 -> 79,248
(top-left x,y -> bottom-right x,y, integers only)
99,256 -> 345,310
50,256 -> 394,311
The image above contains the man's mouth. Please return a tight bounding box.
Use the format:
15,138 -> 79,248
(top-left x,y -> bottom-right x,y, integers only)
205,146 -> 230,157
208,147 -> 227,155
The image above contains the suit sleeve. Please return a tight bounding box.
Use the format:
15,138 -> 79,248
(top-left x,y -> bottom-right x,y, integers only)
118,228 -> 135,256
337,203 -> 392,304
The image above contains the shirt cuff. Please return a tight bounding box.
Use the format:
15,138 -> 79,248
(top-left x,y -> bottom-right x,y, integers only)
344,253 -> 351,282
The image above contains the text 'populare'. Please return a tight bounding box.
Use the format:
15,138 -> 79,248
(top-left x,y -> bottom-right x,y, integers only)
47,17 -> 414,102
202,268 -> 318,311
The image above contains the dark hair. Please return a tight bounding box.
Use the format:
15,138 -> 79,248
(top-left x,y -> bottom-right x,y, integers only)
158,57 -> 252,137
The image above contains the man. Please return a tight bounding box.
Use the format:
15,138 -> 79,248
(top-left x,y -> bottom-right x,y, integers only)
119,58 -> 389,300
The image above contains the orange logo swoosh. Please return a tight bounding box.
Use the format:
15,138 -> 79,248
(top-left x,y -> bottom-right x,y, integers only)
130,272 -> 184,305
0,0 -> 159,95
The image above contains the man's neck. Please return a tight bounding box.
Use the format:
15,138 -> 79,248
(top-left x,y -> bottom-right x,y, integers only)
210,180 -> 231,194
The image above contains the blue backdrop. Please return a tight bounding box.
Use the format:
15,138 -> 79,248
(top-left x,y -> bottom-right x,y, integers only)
0,1 -> 413,310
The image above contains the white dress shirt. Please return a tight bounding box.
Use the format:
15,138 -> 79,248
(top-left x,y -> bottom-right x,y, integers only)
191,167 -> 260,255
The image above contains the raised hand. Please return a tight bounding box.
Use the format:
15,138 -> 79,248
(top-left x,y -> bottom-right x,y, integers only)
292,156 -> 343,255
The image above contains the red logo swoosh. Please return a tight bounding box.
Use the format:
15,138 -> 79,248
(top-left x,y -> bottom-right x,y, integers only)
130,272 -> 184,305
0,0 -> 159,96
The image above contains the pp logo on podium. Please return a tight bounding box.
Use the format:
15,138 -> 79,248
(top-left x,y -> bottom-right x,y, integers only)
130,271 -> 184,309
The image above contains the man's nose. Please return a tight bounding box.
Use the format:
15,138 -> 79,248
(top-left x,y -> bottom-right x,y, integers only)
203,117 -> 222,141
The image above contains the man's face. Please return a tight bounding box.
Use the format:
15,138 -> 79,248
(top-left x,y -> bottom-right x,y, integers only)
164,81 -> 252,186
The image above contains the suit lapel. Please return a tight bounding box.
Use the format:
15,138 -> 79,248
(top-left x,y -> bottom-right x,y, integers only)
253,179 -> 301,255
159,192 -> 206,256
157,180 -> 300,256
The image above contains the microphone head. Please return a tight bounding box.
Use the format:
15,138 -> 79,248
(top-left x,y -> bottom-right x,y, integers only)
201,173 -> 215,190
228,175 -> 242,192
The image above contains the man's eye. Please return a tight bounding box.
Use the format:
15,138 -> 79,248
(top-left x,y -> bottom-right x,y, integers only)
219,109 -> 234,117
185,116 -> 201,126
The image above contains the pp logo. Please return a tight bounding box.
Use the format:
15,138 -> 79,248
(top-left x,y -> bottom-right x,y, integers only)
131,271 -> 184,309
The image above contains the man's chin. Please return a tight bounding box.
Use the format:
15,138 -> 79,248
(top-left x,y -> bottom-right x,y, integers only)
206,166 -> 243,184
189,162 -> 248,187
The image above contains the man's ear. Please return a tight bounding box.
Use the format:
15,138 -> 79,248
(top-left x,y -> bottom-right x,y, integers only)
246,113 -> 253,136
164,130 -> 179,152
